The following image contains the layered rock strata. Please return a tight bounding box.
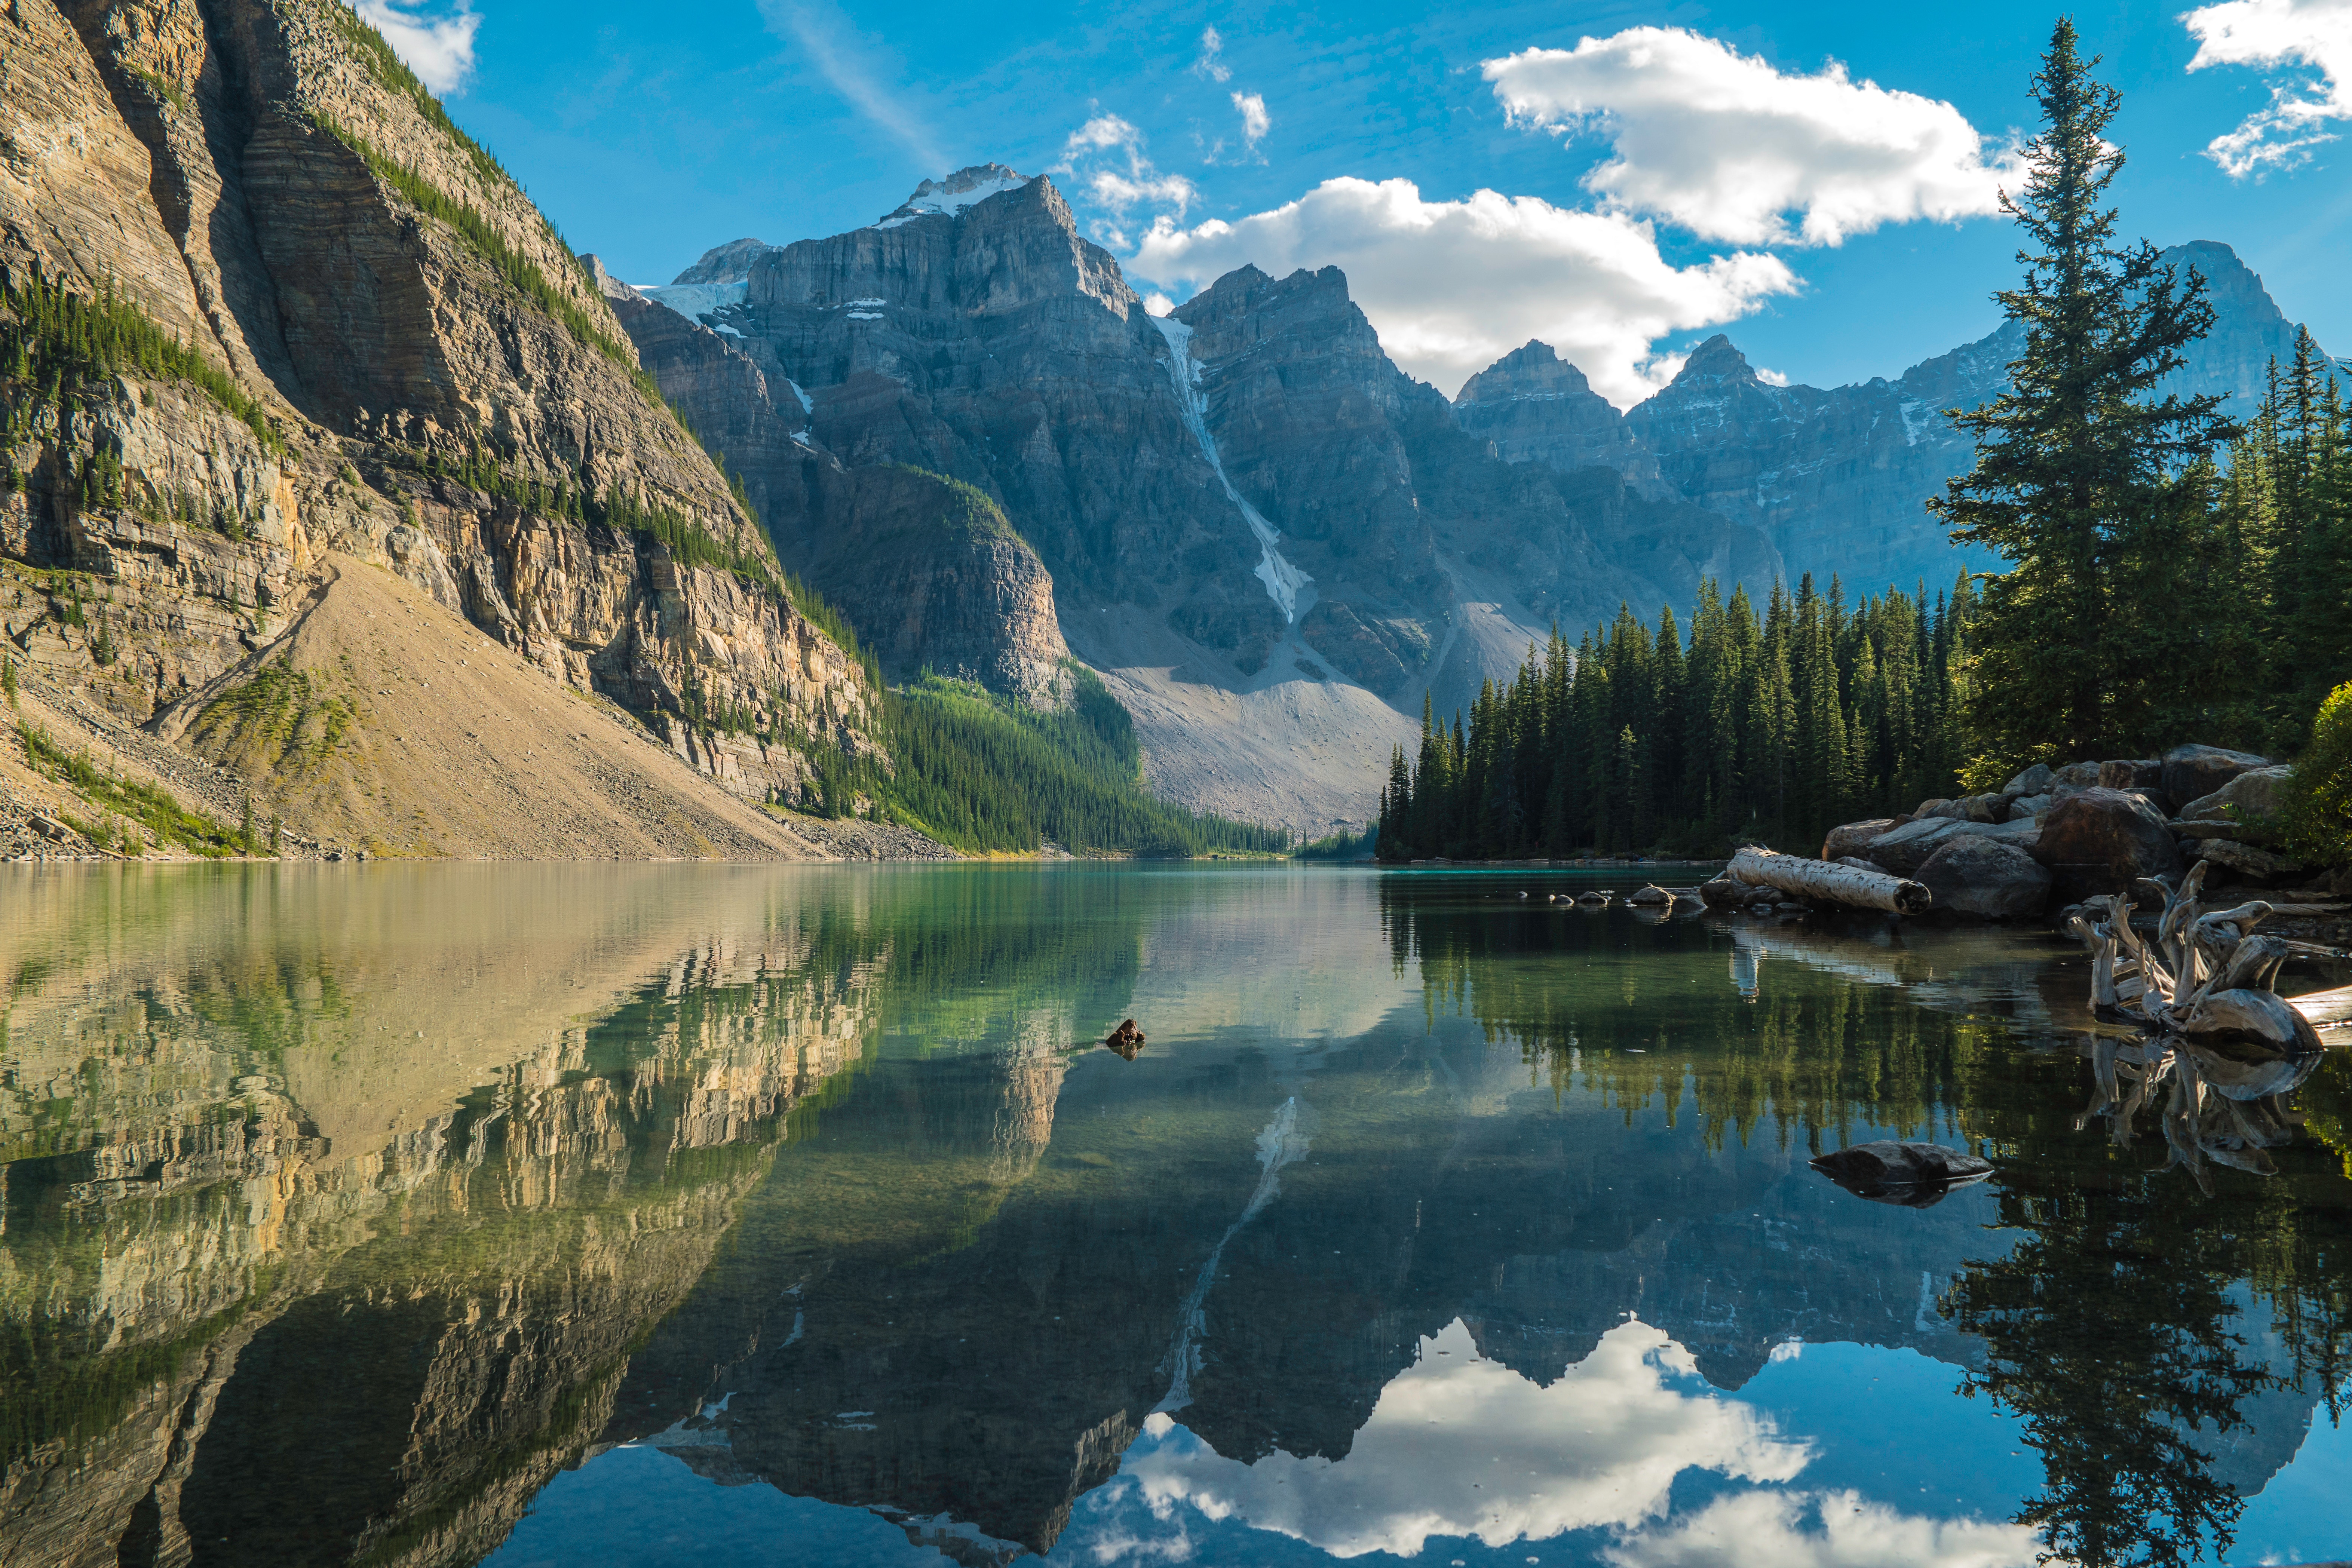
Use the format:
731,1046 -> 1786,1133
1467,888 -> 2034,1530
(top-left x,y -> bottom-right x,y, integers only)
0,0 -> 881,846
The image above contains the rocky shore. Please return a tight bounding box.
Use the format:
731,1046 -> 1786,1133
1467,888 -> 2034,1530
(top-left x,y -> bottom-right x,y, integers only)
1707,745 -> 2352,944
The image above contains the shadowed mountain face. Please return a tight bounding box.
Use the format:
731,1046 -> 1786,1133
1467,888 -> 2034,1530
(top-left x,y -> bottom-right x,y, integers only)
1457,242 -> 2328,602
4,868 -> 2348,1568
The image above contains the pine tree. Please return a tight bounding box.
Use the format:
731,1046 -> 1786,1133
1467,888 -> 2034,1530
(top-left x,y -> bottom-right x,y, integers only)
1929,19 -> 2236,765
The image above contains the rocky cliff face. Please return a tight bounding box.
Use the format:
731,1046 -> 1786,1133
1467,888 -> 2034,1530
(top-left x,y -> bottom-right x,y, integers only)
0,0 -> 879,849
599,260 -> 1071,705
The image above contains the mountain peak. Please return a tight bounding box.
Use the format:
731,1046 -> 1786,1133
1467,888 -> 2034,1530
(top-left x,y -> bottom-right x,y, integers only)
1455,341 -> 1599,406
874,164 -> 1033,228
673,237 -> 774,286
1669,334 -> 1757,388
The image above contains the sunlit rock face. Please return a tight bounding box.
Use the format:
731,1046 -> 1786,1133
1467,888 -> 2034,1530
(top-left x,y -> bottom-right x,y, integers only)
0,869 -> 885,1568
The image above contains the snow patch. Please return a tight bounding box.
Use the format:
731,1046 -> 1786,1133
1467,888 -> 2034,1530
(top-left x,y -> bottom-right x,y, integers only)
870,165 -> 1032,228
1150,315 -> 1310,623
634,279 -> 747,324
846,311 -> 884,320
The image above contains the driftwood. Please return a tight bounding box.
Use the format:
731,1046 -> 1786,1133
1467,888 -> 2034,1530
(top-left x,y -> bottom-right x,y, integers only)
1727,846 -> 1931,916
2066,868 -> 2336,1188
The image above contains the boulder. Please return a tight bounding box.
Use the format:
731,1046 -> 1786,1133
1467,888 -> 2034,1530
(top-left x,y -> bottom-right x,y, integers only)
2162,744 -> 2270,807
1698,876 -> 1746,908
2098,758 -> 2162,791
1916,835 -> 2054,920
1626,884 -> 1672,905
2008,792 -> 2054,820
2056,761 -> 2104,786
2195,838 -> 2303,881
2003,762 -> 2058,797
1809,1141 -> 1995,1206
1914,797 -> 1953,819
1821,818 -> 1901,860
2178,764 -> 2293,834
1861,816 -> 2040,877
2031,786 -> 2185,897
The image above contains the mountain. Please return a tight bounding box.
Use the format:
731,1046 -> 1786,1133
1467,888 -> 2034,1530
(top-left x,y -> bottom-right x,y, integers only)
1458,240 -> 2328,602
625,171 -> 1788,830
0,0 -> 894,857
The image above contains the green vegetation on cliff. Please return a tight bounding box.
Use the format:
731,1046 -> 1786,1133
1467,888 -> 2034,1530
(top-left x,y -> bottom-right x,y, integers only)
790,669 -> 1285,857
0,272 -> 277,451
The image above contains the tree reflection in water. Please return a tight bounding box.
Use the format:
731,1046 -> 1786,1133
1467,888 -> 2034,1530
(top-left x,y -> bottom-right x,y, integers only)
1382,876 -> 2352,1568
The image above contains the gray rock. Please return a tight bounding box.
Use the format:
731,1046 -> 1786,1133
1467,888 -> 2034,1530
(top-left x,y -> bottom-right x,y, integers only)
2003,762 -> 2057,797
2174,819 -> 2243,840
1810,1140 -> 1995,1205
2195,838 -> 2304,880
2032,787 -> 2185,897
1916,835 -> 2054,919
1626,884 -> 1672,905
2178,764 -> 2293,833
1861,816 -> 2040,877
2098,758 -> 2163,791
2008,792 -> 2054,820
1822,818 -> 1902,860
2056,761 -> 2104,786
2162,744 -> 2271,807
1913,797 -> 1954,819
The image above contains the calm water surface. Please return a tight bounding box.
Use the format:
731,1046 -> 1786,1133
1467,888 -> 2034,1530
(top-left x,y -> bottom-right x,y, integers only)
2,863 -> 2348,1568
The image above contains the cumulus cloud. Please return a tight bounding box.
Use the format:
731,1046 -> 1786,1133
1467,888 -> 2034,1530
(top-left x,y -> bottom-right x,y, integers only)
1193,25 -> 1232,83
1232,92 -> 1270,153
2183,0 -> 2352,176
1483,27 -> 2023,247
1601,1486 -> 2041,1568
1117,1320 -> 1811,1559
1130,176 -> 1796,405
1057,116 -> 1200,247
355,0 -> 479,95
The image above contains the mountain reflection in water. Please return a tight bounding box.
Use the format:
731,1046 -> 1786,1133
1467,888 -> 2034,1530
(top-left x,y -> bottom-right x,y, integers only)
1,865 -> 2346,1568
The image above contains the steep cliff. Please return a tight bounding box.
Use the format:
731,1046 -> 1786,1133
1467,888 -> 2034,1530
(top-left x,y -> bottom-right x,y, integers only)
598,260 -> 1071,705
0,0 -> 886,854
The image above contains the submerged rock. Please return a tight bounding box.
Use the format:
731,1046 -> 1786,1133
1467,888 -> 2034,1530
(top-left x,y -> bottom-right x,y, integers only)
1810,1141 -> 1994,1206
1102,1019 -> 1147,1059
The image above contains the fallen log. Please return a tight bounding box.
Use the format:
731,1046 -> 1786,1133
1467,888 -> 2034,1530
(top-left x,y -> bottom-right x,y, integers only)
1727,847 -> 1932,916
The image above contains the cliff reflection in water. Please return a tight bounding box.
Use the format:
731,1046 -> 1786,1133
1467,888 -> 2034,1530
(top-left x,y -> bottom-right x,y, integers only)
2,867 -> 2348,1568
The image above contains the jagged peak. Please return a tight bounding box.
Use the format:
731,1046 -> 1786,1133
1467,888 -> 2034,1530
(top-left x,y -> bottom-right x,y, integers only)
1455,341 -> 1600,405
872,164 -> 1034,229
1666,334 -> 1757,388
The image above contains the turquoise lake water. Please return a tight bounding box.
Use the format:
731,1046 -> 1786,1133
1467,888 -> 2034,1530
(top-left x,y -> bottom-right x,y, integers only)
2,862 -> 2346,1567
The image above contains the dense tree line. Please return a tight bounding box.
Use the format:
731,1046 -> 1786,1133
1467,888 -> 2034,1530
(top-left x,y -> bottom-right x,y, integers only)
1375,574 -> 1974,860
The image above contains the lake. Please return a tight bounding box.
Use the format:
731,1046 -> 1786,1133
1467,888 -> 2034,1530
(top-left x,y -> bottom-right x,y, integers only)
2,863 -> 2347,1568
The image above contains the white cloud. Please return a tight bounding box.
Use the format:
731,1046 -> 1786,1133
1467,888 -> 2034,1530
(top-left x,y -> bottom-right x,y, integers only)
1193,25 -> 1232,83
1057,115 -> 1201,247
1483,27 -> 2023,247
2183,0 -> 2352,176
1129,175 -> 1797,405
1231,92 -> 1270,153
1601,1487 -> 2040,1568
1117,1320 -> 1810,1559
355,0 -> 479,95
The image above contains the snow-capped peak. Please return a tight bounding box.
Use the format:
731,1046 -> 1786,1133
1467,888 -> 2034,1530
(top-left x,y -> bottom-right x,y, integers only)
634,279 -> 748,332
871,164 -> 1032,229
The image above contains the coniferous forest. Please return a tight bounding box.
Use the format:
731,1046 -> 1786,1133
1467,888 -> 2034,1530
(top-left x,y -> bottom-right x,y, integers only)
1375,576 -> 1975,862
1378,21 -> 2352,868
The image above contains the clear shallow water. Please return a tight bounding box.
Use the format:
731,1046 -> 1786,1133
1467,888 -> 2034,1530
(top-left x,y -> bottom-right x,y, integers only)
1,863 -> 2347,1568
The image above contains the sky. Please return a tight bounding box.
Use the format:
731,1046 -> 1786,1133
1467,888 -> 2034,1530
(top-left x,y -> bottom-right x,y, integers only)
364,0 -> 2352,405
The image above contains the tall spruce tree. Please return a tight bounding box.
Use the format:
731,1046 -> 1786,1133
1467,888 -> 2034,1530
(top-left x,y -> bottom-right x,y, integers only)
1930,20 -> 2236,765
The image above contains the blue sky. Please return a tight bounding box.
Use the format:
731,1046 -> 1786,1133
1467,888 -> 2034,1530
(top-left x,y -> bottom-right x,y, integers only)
375,0 -> 2349,402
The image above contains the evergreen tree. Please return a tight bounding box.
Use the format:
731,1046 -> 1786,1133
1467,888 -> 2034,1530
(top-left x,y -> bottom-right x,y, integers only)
1929,19 -> 2237,765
